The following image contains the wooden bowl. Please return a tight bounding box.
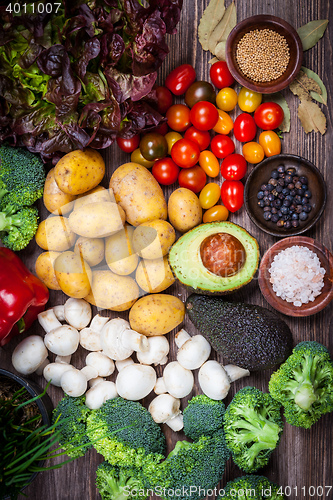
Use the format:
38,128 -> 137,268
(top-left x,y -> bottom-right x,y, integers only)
258,237 -> 333,317
226,15 -> 303,93
244,154 -> 327,238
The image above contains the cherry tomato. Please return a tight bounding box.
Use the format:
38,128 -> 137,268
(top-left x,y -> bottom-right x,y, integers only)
221,154 -> 247,181
210,135 -> 235,159
238,87 -> 262,113
203,204 -> 229,223
155,86 -> 173,114
171,138 -> 200,168
216,87 -> 238,112
165,64 -> 196,96
152,121 -> 169,135
185,81 -> 216,108
198,150 -> 220,178
152,158 -> 180,185
165,131 -> 182,154
221,180 -> 244,212
166,104 -> 191,132
242,142 -> 265,164
139,133 -> 168,161
184,126 -> 211,151
210,61 -> 235,89
178,165 -> 207,193
259,130 -> 282,157
199,183 -> 221,209
190,101 -> 219,131
233,113 -> 257,142
131,148 -> 155,168
254,102 -> 284,130
213,109 -> 234,135
116,135 -> 140,153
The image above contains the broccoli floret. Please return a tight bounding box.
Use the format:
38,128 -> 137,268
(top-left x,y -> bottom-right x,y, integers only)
52,394 -> 92,458
143,430 -> 230,500
86,397 -> 166,469
269,341 -> 333,429
221,475 -> 285,499
96,462 -> 147,500
0,205 -> 38,251
183,394 -> 225,441
224,387 -> 283,473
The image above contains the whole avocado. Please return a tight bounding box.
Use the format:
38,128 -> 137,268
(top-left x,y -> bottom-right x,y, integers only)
186,294 -> 293,370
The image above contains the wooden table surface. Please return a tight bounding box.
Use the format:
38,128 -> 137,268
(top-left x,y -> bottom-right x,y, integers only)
1,1 -> 332,499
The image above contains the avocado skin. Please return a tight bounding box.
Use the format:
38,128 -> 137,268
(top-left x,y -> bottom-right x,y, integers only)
186,294 -> 293,371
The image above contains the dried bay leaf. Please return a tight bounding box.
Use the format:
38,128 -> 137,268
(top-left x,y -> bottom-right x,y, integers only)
263,93 -> 291,133
289,70 -> 321,102
297,19 -> 328,51
208,2 -> 237,55
198,0 -> 225,51
297,101 -> 326,134
301,66 -> 327,105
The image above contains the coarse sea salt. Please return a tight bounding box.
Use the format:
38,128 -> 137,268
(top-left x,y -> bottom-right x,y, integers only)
269,245 -> 326,307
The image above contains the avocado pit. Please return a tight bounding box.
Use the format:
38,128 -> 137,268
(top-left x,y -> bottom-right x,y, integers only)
200,233 -> 246,277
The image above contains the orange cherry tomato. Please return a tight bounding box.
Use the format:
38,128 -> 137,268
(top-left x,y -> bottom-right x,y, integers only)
165,131 -> 182,154
242,142 -> 265,164
198,150 -> 220,178
258,131 -> 282,157
166,104 -> 191,132
199,183 -> 221,209
216,87 -> 238,112
203,204 -> 229,223
212,109 -> 233,135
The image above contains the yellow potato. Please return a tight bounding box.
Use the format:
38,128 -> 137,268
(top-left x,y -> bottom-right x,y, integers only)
54,149 -> 105,195
35,216 -> 76,251
35,251 -> 61,290
86,270 -> 139,311
132,219 -> 176,259
43,168 -> 76,215
105,224 -> 138,275
129,294 -> 185,336
135,256 -> 175,293
68,202 -> 125,238
168,188 -> 202,233
74,185 -> 115,211
109,162 -> 167,226
54,251 -> 92,298
74,236 -> 105,267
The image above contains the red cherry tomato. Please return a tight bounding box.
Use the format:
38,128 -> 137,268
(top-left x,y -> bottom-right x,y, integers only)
221,154 -> 247,181
153,121 -> 169,135
254,102 -> 284,130
221,180 -> 244,213
155,86 -> 173,114
166,104 -> 191,132
210,135 -> 235,159
171,138 -> 200,168
190,101 -> 219,131
210,61 -> 235,89
178,165 -> 207,193
165,64 -> 196,96
116,135 -> 140,153
152,158 -> 180,185
184,126 -> 211,151
233,113 -> 257,142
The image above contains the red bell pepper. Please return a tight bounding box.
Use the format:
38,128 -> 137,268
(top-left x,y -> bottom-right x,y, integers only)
0,247 -> 49,346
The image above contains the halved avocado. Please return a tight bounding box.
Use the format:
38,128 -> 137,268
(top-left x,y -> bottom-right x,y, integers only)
168,221 -> 259,294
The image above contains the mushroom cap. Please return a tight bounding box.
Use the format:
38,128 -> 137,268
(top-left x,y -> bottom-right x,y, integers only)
12,335 -> 48,375
148,394 -> 180,423
86,351 -> 115,377
80,327 -> 102,351
64,298 -> 92,330
177,335 -> 211,370
44,325 -> 80,356
116,363 -> 156,400
100,319 -> 133,360
43,362 -> 75,387
163,361 -> 194,399
60,368 -> 87,397
198,360 -> 231,400
85,381 -> 118,410
136,336 -> 169,365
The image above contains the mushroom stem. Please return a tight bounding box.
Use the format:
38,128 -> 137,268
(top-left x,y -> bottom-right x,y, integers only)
165,414 -> 184,431
224,364 -> 250,382
154,377 -> 167,395
38,309 -> 62,334
53,305 -> 65,321
89,377 -> 106,388
115,357 -> 134,372
175,329 -> 191,348
121,330 -> 149,353
137,336 -> 169,365
55,355 -> 72,364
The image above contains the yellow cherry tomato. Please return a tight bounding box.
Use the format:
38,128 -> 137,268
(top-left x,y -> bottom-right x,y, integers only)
216,87 -> 238,112
238,87 -> 262,113
242,142 -> 265,164
212,109 -> 234,135
198,150 -> 220,178
165,131 -> 183,155
199,183 -> 221,209
259,131 -> 281,157
130,148 -> 155,168
203,204 -> 229,223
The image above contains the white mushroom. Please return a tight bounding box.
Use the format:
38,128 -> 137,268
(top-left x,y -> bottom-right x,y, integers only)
166,414 -> 184,431
158,355 -> 168,366
116,363 -> 156,400
89,377 -> 106,387
224,364 -> 250,382
44,325 -> 80,356
163,361 -> 194,399
154,377 -> 167,395
43,362 -> 75,387
90,314 -> 109,332
38,309 -> 62,334
12,335 -> 48,375
86,352 -> 115,377
60,365 -> 98,397
35,358 -> 50,375
115,357 -> 134,372
198,361 -> 231,400
174,329 -> 191,348
101,318 -> 149,361
53,305 -> 65,321
136,336 -> 169,366
64,298 -> 92,330
85,381 -> 118,410
148,394 -> 180,423
80,327 -> 102,352
176,335 -> 211,370
55,354 -> 72,364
